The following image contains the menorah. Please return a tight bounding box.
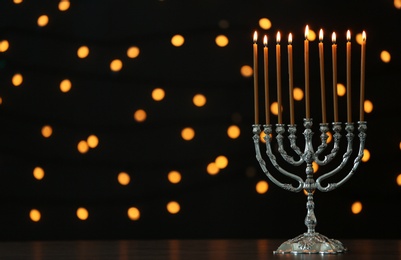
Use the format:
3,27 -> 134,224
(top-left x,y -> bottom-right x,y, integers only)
251,26 -> 367,254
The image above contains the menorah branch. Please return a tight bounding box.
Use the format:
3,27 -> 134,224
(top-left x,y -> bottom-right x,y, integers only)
253,124 -> 303,192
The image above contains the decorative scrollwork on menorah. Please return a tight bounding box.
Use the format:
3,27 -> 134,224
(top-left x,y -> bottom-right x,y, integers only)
251,25 -> 368,254
253,119 -> 367,254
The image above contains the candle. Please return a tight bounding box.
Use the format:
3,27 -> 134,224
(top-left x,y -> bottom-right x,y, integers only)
263,35 -> 270,125
276,31 -> 282,124
288,33 -> 294,125
332,32 -> 339,122
346,30 -> 352,123
304,25 -> 310,119
319,29 -> 327,123
360,31 -> 366,122
253,31 -> 259,124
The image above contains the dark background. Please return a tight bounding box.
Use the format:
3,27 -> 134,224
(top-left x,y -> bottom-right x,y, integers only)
0,0 -> 400,240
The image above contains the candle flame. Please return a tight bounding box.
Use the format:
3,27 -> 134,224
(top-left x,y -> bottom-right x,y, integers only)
253,31 -> 258,43
319,29 -> 323,42
276,31 -> 281,44
288,33 -> 292,44
305,25 -> 309,40
332,32 -> 336,44
347,30 -> 351,42
362,31 -> 366,41
263,35 -> 268,46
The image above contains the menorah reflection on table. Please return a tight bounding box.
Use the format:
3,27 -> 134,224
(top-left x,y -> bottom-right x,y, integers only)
251,26 -> 367,254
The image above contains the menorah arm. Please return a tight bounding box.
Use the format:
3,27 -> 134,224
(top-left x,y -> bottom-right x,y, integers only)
288,124 -> 304,159
253,125 -> 303,193
314,122 -> 342,166
275,124 -> 304,166
316,122 -> 367,192
314,123 -> 329,159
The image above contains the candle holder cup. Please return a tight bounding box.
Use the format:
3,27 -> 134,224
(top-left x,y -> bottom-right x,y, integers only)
252,118 -> 367,254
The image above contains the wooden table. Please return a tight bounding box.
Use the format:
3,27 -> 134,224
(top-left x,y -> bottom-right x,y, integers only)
0,239 -> 399,259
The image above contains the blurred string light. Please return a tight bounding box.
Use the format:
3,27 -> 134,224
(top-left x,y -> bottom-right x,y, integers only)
58,0 -> 70,11
193,94 -> 206,107
270,102 -> 279,115
171,35 -> 184,47
259,131 -> 266,143
181,127 -> 195,141
13,0 -> 23,4
30,209 -> 41,222
240,65 -> 253,77
337,83 -> 346,96
77,46 -> 89,58
152,88 -> 165,101
256,180 -> 269,194
77,140 -> 89,154
0,40 -> 9,52
207,162 -> 219,175
215,35 -> 229,47
364,100 -> 373,113
133,109 -> 147,122
227,125 -> 240,139
326,132 -> 332,143
110,59 -> 123,72
127,46 -> 140,58
380,50 -> 391,63
396,174 -> 401,186
127,207 -> 140,221
215,155 -> 228,169
168,171 -> 181,184
76,207 -> 89,220
60,79 -> 72,93
307,29 -> 316,41
12,73 -> 23,87
87,135 -> 99,148
33,167 -> 45,180
166,201 -> 180,214
41,125 -> 53,138
395,0 -> 401,9
351,201 -> 363,214
37,15 -> 49,27
362,149 -> 370,162
118,172 -> 131,185
258,18 -> 272,30
312,161 -> 319,173
293,87 -> 304,101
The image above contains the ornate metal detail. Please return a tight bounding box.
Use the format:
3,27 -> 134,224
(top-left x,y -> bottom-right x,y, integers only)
252,119 -> 367,254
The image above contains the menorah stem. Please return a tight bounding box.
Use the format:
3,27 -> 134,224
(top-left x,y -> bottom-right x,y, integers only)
304,168 -> 317,235
305,190 -> 317,234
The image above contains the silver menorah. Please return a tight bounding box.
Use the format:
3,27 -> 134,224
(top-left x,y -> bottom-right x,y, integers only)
252,118 -> 367,253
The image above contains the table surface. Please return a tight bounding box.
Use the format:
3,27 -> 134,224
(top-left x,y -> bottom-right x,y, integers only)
0,239 -> 400,259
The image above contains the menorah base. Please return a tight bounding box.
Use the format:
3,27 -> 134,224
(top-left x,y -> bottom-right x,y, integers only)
273,232 -> 347,254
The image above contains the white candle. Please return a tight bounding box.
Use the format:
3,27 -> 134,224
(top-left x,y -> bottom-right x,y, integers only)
319,29 -> 327,123
304,25 -> 310,119
360,31 -> 366,122
346,30 -> 352,123
276,32 -> 282,124
253,31 -> 259,124
263,35 -> 270,124
288,33 -> 294,125
332,32 -> 338,122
